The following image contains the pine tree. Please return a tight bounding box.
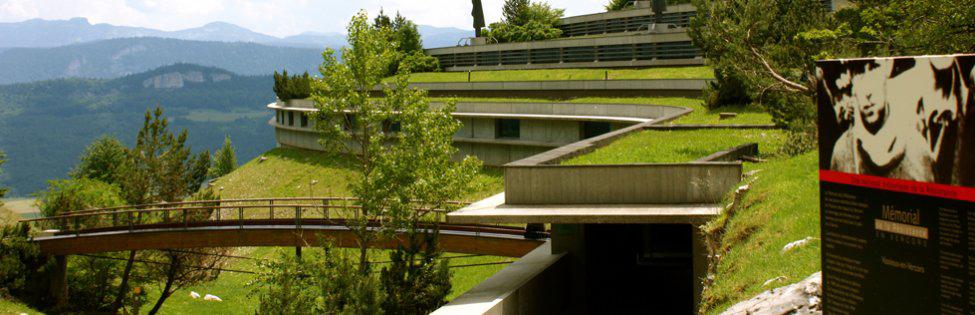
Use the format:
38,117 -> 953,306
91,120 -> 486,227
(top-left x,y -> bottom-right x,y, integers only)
210,136 -> 237,179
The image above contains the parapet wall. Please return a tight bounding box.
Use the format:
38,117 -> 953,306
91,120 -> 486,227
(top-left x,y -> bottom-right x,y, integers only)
504,163 -> 742,205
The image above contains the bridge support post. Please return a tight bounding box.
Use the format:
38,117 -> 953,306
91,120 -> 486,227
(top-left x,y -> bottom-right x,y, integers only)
50,255 -> 69,309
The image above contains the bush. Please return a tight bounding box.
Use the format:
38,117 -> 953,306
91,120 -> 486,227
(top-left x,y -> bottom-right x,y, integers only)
70,136 -> 127,186
273,70 -> 312,101
36,178 -> 124,220
210,136 -> 237,179
702,68 -> 752,109
484,0 -> 564,43
398,52 -> 440,73
0,224 -> 49,301
379,231 -> 451,315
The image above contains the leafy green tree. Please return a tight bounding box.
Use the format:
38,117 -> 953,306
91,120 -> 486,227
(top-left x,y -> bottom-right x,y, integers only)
70,136 -> 128,186
605,0 -> 634,11
0,224 -> 48,302
36,178 -> 125,219
838,0 -> 975,56
313,10 -> 480,273
210,136 -> 238,179
690,0 -> 841,152
250,244 -> 383,315
373,12 -> 439,75
484,0 -> 564,43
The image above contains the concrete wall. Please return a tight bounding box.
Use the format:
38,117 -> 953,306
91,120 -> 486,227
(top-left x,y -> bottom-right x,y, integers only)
432,241 -> 570,315
397,79 -> 708,97
504,163 -> 742,205
267,101 -> 688,166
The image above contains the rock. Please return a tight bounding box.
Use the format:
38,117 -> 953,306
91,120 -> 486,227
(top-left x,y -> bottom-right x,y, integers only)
204,294 -> 222,302
781,237 -> 817,253
190,291 -> 200,299
721,272 -> 822,315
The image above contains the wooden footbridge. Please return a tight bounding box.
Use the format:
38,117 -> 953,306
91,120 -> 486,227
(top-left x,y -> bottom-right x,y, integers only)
20,197 -> 546,258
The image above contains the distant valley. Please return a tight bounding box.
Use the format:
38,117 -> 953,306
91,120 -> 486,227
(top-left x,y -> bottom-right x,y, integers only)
0,63 -> 278,195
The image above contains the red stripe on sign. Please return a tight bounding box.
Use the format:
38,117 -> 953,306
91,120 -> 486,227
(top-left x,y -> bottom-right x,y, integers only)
820,170 -> 975,202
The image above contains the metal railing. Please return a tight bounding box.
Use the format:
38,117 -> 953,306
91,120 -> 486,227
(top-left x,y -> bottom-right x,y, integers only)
20,197 -> 534,239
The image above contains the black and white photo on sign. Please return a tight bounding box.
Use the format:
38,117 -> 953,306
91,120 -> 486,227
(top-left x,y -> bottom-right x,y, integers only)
817,55 -> 975,186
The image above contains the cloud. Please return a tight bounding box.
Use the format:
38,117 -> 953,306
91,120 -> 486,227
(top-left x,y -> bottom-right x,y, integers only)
0,0 -> 606,37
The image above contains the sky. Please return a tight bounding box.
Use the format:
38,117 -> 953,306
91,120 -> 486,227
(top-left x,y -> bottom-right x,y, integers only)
0,0 -> 607,37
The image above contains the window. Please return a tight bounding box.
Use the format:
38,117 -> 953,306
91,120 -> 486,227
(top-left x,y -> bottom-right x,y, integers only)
495,119 -> 520,139
342,114 -> 357,131
581,121 -> 612,139
288,111 -> 294,126
382,119 -> 401,133
276,110 -> 283,124
300,113 -> 309,127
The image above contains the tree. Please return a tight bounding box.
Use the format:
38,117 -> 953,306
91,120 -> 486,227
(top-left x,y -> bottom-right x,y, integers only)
372,12 -> 439,75
0,151 -> 7,201
70,136 -> 127,186
313,10 -> 480,273
250,244 -> 384,314
605,0 -> 634,11
0,224 -> 48,303
690,0 -> 973,153
112,106 -> 211,312
484,0 -> 564,43
379,231 -> 451,314
34,178 -> 133,313
502,0 -> 531,25
210,136 -> 237,179
145,248 -> 229,315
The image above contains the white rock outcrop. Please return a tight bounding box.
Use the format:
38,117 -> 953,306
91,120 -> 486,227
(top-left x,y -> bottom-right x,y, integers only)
721,272 -> 822,315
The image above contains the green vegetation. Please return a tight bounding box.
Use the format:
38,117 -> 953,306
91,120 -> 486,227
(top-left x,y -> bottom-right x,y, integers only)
272,70 -> 312,101
373,10 -> 440,74
0,298 -> 42,315
701,152 -> 820,314
404,66 -> 714,82
563,129 -> 786,165
483,0 -> 564,43
209,136 -> 238,179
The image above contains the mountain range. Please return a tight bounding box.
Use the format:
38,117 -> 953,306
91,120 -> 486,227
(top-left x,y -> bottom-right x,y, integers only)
0,18 -> 471,85
0,37 -> 324,85
0,63 -> 277,195
0,17 -> 470,50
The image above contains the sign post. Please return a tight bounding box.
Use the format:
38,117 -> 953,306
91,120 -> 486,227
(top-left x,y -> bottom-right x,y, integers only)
817,55 -> 974,314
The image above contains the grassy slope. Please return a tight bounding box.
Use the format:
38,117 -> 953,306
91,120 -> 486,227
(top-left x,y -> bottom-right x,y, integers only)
563,129 -> 786,165
0,298 -> 42,315
215,147 -> 503,202
701,152 -> 820,314
142,147 -> 507,314
405,66 -> 714,82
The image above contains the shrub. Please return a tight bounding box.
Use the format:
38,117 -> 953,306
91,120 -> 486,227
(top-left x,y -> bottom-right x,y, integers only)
398,52 -> 440,73
605,0 -> 634,11
36,178 -> 124,219
702,68 -> 751,109
70,136 -> 127,186
0,224 -> 48,301
484,0 -> 564,43
273,70 -> 312,101
209,136 -> 237,179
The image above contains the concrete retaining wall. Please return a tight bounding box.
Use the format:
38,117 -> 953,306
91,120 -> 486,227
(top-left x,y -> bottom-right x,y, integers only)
504,163 -> 742,205
432,241 -> 570,315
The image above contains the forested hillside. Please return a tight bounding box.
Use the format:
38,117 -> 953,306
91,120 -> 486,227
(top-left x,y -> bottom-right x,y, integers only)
0,37 -> 322,84
0,63 -> 277,195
